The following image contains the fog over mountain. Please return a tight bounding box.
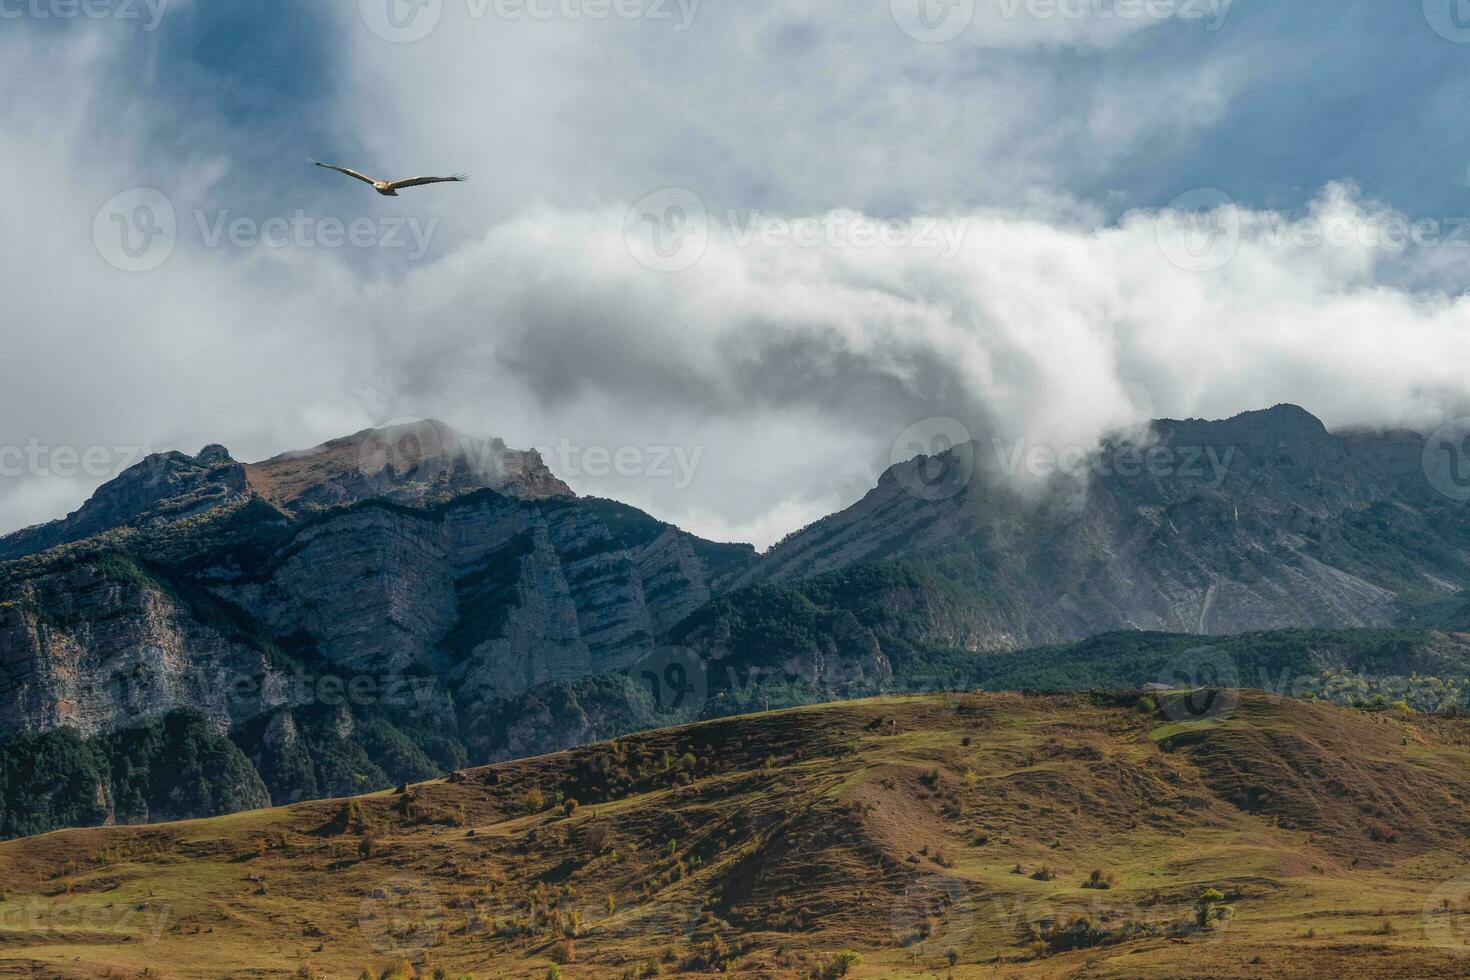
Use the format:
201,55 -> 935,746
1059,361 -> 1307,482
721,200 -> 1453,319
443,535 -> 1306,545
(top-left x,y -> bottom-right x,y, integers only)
13,4 -> 1470,975
4,4 -> 1470,548
4,403 -> 1470,839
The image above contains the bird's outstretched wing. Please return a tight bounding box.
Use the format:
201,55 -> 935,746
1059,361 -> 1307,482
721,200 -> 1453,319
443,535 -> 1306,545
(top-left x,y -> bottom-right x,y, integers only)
385,173 -> 470,191
307,156 -> 378,186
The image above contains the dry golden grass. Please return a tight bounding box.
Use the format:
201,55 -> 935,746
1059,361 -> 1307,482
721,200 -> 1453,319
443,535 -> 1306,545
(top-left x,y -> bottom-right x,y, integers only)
5,692 -> 1470,978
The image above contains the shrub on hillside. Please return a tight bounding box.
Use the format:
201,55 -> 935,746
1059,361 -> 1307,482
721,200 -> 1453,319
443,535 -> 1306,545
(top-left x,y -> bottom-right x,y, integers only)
1036,915 -> 1159,952
812,950 -> 862,978
330,799 -> 366,835
582,821 -> 615,853
1194,888 -> 1234,930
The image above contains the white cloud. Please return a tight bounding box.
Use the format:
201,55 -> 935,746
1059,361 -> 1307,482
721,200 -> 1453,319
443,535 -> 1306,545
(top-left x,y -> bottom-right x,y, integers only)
2,14 -> 1469,551
327,0 -> 1240,228
331,183 -> 1470,547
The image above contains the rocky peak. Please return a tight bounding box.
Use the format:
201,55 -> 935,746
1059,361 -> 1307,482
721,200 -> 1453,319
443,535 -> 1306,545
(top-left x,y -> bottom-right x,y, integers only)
243,418 -> 573,516
1235,403 -> 1329,433
0,420 -> 575,561
0,447 -> 250,561
195,444 -> 234,466
1153,404 -> 1331,449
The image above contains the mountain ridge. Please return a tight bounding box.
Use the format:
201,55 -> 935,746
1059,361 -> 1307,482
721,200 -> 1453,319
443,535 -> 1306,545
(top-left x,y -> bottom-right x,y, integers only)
737,402 -> 1469,647
1,405 -> 1469,839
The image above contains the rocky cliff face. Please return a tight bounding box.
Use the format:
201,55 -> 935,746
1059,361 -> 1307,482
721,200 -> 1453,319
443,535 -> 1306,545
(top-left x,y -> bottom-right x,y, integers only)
0,421 -> 757,835
1,406 -> 1468,838
0,492 -> 750,722
0,448 -> 250,562
738,405 -> 1470,650
0,557 -> 283,737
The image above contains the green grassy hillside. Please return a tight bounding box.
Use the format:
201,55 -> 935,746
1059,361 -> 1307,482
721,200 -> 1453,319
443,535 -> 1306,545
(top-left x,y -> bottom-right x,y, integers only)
4,692 -> 1470,978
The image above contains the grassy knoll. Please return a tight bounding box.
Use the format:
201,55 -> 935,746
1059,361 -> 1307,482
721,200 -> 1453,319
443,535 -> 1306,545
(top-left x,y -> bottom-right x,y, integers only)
3,692 -> 1470,977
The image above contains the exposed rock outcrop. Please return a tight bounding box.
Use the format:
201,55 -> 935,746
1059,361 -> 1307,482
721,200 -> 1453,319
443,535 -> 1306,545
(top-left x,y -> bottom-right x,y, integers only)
244,419 -> 571,515
0,448 -> 250,561
0,422 -> 755,753
740,405 -> 1470,649
3,407 -> 1469,839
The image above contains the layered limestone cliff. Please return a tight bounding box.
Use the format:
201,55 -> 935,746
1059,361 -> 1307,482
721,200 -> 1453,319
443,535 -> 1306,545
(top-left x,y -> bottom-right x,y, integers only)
0,422 -> 755,749
3,407 -> 1469,838
738,405 -> 1470,649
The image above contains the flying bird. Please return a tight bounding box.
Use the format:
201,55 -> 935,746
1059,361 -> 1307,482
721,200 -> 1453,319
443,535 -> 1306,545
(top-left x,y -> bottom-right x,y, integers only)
308,157 -> 469,196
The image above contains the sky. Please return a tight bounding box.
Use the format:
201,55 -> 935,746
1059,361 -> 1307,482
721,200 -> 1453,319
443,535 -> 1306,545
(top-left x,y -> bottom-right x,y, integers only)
3,0 -> 1470,548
